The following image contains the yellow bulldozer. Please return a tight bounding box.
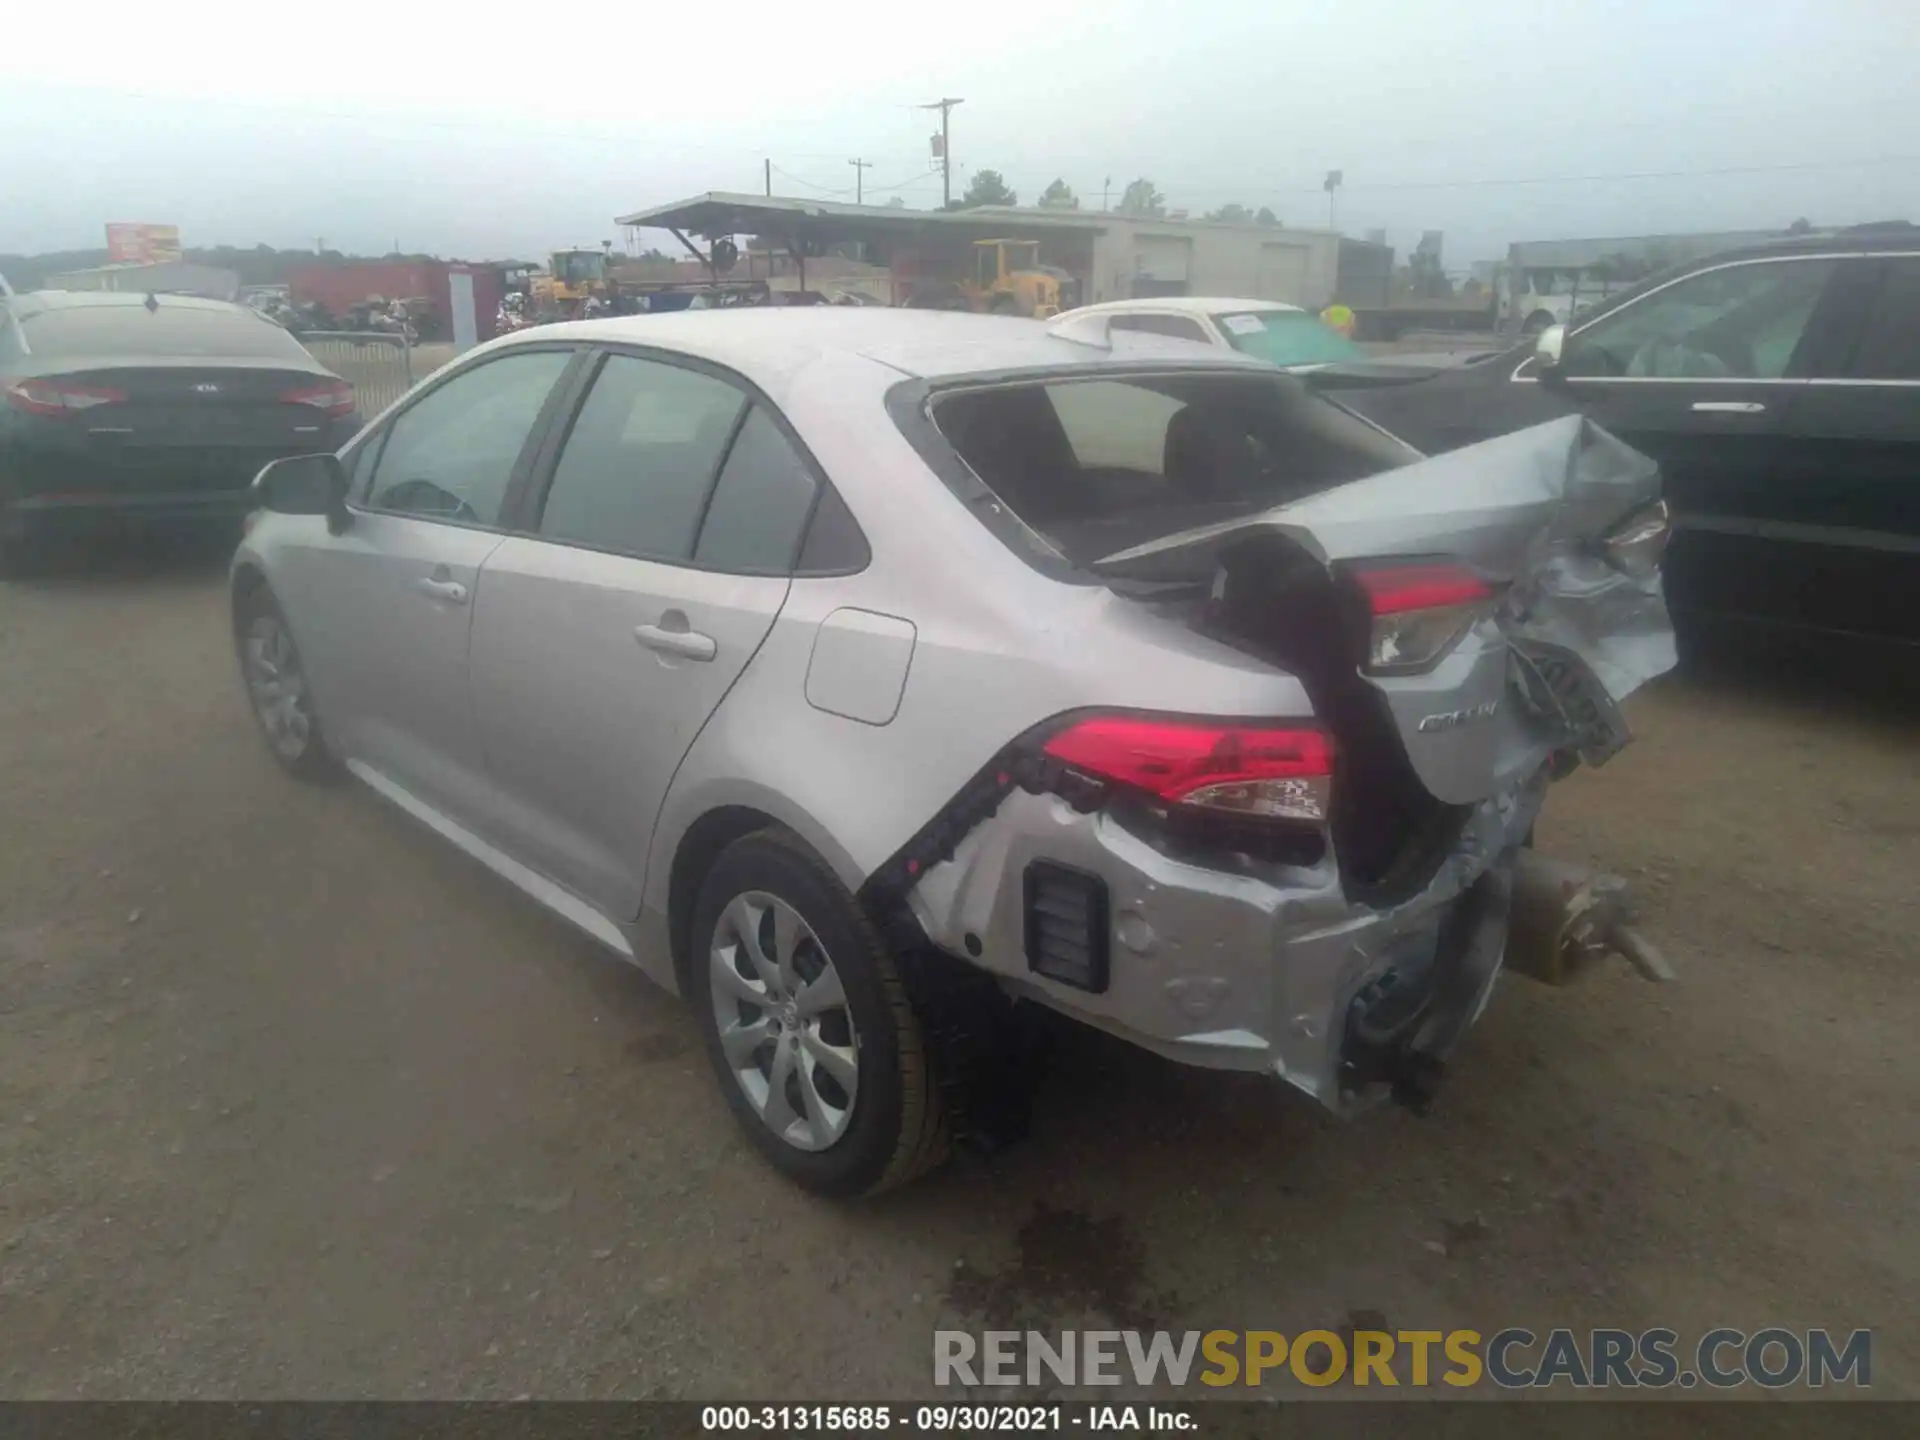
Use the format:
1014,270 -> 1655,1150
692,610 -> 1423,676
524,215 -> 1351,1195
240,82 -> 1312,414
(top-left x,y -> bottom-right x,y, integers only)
528,248 -> 611,318
901,239 -> 1068,317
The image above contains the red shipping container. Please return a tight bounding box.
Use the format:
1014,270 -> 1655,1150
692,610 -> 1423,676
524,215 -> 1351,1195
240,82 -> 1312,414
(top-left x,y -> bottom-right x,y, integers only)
288,261 -> 502,344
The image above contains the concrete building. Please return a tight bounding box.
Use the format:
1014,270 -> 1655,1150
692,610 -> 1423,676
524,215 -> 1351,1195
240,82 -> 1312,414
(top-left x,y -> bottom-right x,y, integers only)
616,193 -> 1386,311
41,260 -> 241,301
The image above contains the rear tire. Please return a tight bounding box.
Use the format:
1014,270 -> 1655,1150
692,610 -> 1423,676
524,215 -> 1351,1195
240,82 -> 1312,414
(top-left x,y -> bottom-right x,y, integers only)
692,830 -> 949,1196
234,586 -> 338,781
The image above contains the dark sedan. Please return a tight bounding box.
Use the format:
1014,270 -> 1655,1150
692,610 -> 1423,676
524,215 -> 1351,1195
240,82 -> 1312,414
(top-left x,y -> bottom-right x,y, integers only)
1,290 -> 360,574
1340,224 -> 1919,648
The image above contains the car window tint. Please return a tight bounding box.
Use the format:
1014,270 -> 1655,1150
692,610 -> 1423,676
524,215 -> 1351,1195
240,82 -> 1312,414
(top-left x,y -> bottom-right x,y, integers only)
345,428 -> 386,501
693,406 -> 818,572
366,350 -> 570,526
796,482 -> 870,573
1109,313 -> 1210,344
538,354 -> 747,560
1848,258 -> 1920,380
1561,259 -> 1836,380
1046,379 -> 1186,473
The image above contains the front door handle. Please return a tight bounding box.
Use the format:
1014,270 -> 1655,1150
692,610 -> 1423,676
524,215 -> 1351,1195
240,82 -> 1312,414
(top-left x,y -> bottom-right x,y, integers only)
635,622 -> 717,662
1690,400 -> 1767,414
415,576 -> 469,604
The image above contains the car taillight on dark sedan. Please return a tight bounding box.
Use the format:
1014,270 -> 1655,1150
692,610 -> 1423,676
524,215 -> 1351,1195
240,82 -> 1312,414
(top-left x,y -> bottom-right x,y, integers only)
278,379 -> 355,420
4,378 -> 128,416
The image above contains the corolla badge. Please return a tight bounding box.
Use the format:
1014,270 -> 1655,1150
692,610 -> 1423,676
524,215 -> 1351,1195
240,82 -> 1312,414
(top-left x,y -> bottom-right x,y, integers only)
192,382 -> 223,394
1417,699 -> 1500,733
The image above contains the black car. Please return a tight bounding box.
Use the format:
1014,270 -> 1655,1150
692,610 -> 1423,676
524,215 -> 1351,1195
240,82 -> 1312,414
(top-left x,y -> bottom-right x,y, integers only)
1342,225 -> 1919,647
0,290 -> 360,573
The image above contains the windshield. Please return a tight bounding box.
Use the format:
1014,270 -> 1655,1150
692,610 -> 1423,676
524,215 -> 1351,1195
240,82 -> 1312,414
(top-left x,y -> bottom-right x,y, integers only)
1003,242 -> 1039,271
1213,310 -> 1364,367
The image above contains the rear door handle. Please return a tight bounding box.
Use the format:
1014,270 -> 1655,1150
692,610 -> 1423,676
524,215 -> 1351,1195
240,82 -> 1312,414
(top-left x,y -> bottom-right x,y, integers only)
415,576 -> 469,604
1690,401 -> 1767,414
635,623 -> 717,662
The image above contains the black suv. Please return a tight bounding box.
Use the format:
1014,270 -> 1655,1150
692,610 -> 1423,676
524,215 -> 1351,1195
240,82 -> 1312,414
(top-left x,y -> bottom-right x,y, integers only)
1345,224 -> 1919,647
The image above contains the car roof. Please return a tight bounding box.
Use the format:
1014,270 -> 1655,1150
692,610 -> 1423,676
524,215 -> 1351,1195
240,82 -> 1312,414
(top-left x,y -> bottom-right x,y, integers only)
1066,296 -> 1306,318
1688,221 -> 1919,266
509,307 -> 1274,393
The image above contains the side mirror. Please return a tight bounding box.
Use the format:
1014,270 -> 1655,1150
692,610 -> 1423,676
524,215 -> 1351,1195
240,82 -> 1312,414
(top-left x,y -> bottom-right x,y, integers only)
253,453 -> 350,532
1534,322 -> 1566,367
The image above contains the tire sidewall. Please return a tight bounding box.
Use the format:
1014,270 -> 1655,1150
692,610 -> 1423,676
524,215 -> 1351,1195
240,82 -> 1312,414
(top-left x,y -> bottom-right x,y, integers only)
691,835 -> 909,1197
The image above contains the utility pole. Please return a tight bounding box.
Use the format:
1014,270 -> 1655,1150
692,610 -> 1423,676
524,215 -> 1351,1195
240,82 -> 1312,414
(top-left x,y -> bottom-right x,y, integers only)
848,157 -> 873,205
1324,169 -> 1344,232
1102,176 -> 1112,212
764,158 -> 772,197
920,96 -> 964,208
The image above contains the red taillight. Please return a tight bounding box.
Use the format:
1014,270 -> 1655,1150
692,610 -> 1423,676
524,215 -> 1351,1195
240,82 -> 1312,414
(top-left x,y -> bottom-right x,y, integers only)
1043,715 -> 1334,822
4,378 -> 127,416
1348,560 -> 1495,674
279,380 -> 354,419
1351,562 -> 1493,615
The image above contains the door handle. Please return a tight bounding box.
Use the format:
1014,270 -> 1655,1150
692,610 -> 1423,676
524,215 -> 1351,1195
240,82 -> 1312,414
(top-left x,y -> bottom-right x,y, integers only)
415,576 -> 469,604
1690,401 -> 1767,414
635,623 -> 717,662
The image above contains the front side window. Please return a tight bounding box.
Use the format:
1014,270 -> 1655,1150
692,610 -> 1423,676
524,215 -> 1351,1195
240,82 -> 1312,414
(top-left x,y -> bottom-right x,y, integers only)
1561,258 -> 1836,379
976,247 -> 999,287
536,354 -> 747,560
365,349 -> 572,526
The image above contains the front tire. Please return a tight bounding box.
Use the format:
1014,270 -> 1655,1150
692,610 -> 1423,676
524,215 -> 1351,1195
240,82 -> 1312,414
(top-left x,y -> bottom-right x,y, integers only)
692,830 -> 949,1196
235,586 -> 338,781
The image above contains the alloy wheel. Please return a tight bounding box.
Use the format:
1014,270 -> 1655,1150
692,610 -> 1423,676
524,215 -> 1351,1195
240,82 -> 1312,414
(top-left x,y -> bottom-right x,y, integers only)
708,891 -> 860,1152
243,614 -> 314,760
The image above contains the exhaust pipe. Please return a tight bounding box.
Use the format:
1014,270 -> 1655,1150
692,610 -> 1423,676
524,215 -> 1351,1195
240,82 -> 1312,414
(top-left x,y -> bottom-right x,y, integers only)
1505,851 -> 1674,986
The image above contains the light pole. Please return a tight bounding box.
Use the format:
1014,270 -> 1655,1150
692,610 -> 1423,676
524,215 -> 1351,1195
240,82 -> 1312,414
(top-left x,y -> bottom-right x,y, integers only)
848,158 -> 872,204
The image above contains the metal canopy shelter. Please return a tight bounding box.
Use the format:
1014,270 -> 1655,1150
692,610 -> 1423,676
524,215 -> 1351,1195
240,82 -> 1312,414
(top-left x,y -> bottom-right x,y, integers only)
615,191 -> 1107,290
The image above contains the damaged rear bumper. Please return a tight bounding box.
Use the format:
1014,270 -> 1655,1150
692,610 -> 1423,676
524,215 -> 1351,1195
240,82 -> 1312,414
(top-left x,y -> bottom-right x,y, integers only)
903,770 -> 1550,1112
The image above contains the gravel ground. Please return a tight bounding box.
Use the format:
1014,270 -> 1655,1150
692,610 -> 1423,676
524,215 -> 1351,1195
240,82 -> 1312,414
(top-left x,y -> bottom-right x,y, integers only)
0,543 -> 1914,1404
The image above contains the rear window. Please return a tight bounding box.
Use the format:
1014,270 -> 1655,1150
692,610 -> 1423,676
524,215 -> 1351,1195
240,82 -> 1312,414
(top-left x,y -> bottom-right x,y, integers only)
929,372 -> 1412,567
20,303 -> 312,361
1214,310 -> 1365,367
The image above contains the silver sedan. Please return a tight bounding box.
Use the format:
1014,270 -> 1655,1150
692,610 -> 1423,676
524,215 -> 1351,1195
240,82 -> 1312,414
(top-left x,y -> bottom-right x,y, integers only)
233,309 -> 1675,1195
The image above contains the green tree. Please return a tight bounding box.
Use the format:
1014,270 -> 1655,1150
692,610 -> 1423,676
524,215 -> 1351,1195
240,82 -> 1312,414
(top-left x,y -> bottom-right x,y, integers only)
1255,207 -> 1281,226
960,169 -> 1018,208
886,195 -> 908,209
1204,202 -> 1253,223
1119,179 -> 1165,218
1038,178 -> 1080,210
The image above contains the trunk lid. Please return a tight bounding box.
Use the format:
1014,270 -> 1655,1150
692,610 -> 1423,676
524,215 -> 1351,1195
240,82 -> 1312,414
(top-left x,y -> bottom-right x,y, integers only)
11,360 -> 350,495
1093,415 -> 1676,810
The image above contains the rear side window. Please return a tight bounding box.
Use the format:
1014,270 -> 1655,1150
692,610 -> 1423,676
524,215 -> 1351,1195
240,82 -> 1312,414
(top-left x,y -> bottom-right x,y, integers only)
537,354 -> 746,560
1109,313 -> 1210,344
19,303 -> 313,361
693,406 -> 818,572
1847,258 -> 1920,380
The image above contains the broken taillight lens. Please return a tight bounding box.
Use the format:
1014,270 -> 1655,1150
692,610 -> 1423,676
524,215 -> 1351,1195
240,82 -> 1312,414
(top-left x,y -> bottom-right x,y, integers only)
1042,715 -> 1334,822
1349,560 -> 1495,674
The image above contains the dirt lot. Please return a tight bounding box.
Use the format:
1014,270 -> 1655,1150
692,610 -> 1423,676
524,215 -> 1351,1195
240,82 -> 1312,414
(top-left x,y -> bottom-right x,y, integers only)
0,545 -> 1914,1404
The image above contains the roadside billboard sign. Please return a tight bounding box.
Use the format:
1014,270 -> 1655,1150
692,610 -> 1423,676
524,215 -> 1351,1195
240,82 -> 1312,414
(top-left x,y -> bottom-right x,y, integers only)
105,223 -> 183,265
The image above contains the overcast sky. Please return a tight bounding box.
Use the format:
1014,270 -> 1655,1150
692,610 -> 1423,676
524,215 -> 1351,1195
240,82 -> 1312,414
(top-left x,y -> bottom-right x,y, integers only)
3,0 -> 1913,266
